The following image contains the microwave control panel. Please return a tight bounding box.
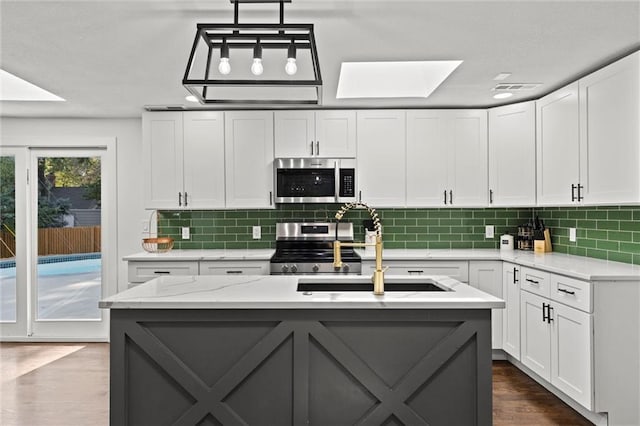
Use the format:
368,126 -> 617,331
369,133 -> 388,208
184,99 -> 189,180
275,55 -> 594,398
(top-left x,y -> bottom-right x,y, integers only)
339,168 -> 355,197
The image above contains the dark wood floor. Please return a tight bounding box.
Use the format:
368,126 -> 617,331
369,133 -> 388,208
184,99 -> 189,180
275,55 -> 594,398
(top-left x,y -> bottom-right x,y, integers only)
0,343 -> 592,425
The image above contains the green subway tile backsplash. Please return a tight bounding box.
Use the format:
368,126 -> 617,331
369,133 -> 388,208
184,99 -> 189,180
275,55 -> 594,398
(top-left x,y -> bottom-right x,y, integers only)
157,205 -> 640,265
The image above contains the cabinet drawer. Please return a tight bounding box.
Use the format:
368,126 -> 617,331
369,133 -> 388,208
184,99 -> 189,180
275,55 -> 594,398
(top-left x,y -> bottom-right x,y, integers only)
520,266 -> 550,298
550,274 -> 592,313
199,261 -> 269,276
128,261 -> 199,283
362,261 -> 468,282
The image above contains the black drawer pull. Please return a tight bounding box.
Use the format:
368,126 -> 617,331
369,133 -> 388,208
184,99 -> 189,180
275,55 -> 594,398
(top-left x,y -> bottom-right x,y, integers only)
154,271 -> 171,274
226,270 -> 243,274
558,288 -> 576,295
526,278 -> 540,285
407,270 -> 424,274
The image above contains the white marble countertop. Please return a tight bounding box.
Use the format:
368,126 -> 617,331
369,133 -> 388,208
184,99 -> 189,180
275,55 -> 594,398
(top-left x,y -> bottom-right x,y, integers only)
123,249 -> 275,261
357,248 -> 640,281
100,274 -> 505,310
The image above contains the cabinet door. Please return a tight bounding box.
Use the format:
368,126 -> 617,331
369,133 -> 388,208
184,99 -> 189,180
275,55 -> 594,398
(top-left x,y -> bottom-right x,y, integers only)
183,111 -> 225,209
536,83 -> 580,205
356,110 -> 406,207
469,261 -> 503,349
488,102 -> 536,206
579,51 -> 640,204
551,302 -> 593,410
502,263 -> 521,360
274,110 -> 315,158
448,110 -> 488,207
315,110 -> 356,158
406,110 -> 449,206
520,291 -> 552,381
142,112 -> 184,209
225,111 -> 275,209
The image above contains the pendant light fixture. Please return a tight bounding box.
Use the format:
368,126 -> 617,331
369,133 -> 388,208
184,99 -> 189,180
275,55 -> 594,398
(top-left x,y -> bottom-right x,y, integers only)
183,0 -> 322,105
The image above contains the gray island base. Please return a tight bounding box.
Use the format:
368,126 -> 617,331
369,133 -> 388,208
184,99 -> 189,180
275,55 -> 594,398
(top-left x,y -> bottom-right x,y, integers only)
102,275 -> 503,425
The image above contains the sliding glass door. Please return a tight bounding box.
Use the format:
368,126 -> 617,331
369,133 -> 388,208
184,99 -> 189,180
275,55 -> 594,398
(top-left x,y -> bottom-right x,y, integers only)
0,146 -> 111,340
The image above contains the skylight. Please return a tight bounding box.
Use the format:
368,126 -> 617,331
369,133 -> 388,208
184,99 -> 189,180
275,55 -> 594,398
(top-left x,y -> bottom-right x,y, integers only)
0,69 -> 65,101
336,60 -> 462,99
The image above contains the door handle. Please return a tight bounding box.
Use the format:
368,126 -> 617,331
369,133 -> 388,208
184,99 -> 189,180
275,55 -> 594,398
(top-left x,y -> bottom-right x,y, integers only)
489,189 -> 493,204
542,302 -> 548,322
184,192 -> 188,207
449,190 -> 453,205
316,141 -> 320,156
444,190 -> 447,205
577,184 -> 584,202
269,191 -> 273,206
513,267 -> 518,284
178,192 -> 182,206
310,141 -> 314,156
571,184 -> 577,202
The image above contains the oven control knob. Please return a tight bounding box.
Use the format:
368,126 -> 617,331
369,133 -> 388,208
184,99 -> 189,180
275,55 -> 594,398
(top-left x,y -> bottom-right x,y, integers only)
290,264 -> 298,273
312,264 -> 320,272
342,263 -> 350,273
281,264 -> 289,273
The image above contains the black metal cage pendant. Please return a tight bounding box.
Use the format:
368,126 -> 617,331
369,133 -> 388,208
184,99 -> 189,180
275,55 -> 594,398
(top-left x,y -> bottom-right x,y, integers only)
183,0 -> 322,105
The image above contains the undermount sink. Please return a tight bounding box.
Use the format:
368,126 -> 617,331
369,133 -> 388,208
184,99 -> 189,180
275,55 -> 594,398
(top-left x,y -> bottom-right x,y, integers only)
297,278 -> 449,292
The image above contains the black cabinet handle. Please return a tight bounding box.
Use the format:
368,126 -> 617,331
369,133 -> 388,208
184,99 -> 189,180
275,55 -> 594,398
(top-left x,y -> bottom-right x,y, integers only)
577,184 -> 584,202
310,141 -> 314,156
558,287 -> 576,295
184,192 -> 188,207
154,271 -> 171,274
178,192 -> 182,206
407,270 -> 424,274
226,270 -> 243,274
489,189 -> 493,204
359,190 -> 362,203
571,184 -> 577,202
513,267 -> 518,284
316,141 -> 320,156
542,302 -> 548,322
269,191 -> 273,206
548,305 -> 554,323
443,190 -> 447,205
526,278 -> 539,285
449,190 -> 453,205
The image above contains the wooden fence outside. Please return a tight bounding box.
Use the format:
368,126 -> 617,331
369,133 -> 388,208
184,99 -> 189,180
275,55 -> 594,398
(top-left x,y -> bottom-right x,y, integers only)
0,226 -> 101,259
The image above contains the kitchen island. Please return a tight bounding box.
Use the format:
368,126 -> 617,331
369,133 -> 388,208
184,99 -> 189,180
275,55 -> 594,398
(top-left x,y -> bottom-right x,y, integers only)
100,275 -> 504,426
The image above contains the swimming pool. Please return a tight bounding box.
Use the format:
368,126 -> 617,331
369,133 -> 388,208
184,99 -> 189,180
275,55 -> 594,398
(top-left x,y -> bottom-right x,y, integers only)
0,256 -> 101,279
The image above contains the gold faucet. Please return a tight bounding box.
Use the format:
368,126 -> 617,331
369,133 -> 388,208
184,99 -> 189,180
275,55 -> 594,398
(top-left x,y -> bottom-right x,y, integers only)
333,202 -> 386,295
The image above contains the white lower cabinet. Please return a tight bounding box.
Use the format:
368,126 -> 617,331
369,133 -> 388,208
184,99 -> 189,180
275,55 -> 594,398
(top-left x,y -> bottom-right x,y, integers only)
468,261 -> 503,349
199,261 -> 269,276
502,262 -> 521,360
127,261 -> 199,284
362,260 -> 468,282
520,275 -> 593,410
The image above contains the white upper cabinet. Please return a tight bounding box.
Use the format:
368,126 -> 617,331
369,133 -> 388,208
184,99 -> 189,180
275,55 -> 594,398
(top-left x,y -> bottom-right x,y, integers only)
579,51 -> 640,204
536,82 -> 581,206
356,110 -> 406,207
274,110 -> 356,158
224,111 -> 275,209
406,110 -> 488,207
142,111 -> 225,209
488,102 -> 536,206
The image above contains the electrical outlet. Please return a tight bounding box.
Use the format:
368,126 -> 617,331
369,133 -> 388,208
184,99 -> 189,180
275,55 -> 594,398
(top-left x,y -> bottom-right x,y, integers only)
485,225 -> 495,238
252,226 -> 261,239
569,227 -> 577,242
182,227 -> 190,240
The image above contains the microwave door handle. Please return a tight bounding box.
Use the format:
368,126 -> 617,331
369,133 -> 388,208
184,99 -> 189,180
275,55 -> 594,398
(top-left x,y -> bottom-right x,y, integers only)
334,161 -> 340,202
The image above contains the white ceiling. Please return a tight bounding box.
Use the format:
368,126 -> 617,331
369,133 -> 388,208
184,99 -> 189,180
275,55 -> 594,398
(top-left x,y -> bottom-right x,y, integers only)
1,0 -> 639,118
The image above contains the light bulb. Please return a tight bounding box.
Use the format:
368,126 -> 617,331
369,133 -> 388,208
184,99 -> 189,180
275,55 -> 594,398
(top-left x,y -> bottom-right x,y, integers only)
285,58 -> 297,75
218,58 -> 231,75
251,58 -> 264,76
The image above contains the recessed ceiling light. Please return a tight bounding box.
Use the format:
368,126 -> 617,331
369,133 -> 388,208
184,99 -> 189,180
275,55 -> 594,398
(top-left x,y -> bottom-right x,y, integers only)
0,69 -> 64,101
185,95 -> 199,103
493,92 -> 514,99
336,60 -> 462,99
493,72 -> 512,81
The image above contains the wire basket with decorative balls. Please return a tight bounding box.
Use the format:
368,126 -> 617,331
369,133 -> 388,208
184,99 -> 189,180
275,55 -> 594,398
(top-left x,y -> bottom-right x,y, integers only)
141,210 -> 174,253
141,237 -> 174,253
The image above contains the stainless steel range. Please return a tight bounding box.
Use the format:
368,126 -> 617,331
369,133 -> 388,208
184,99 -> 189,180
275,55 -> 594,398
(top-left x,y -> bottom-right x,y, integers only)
270,222 -> 362,275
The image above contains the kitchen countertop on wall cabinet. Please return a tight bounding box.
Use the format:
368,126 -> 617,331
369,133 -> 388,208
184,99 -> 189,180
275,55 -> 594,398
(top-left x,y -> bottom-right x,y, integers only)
358,249 -> 640,281
123,249 -> 275,261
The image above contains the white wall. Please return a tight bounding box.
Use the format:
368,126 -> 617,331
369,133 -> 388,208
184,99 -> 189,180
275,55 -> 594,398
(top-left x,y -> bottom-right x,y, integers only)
1,117 -> 145,293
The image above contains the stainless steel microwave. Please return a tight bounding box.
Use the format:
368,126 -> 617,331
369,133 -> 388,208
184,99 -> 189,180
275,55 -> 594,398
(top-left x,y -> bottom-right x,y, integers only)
274,158 -> 357,203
